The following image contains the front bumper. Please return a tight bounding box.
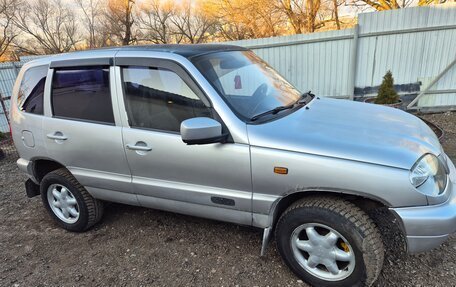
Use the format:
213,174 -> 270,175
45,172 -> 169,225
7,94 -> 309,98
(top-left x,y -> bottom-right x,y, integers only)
391,156 -> 456,253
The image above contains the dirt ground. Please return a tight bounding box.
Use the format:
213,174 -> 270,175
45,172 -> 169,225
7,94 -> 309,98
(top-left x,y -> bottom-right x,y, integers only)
1,112 -> 455,287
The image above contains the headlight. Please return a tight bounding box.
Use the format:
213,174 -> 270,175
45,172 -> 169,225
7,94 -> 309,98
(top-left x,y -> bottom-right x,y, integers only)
410,154 -> 448,197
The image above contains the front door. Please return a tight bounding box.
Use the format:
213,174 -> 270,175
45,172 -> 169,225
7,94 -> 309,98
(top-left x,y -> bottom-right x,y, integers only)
117,61 -> 252,225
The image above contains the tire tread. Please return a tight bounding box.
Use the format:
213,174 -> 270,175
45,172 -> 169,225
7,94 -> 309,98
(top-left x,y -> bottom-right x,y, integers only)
276,195 -> 384,286
45,168 -> 103,231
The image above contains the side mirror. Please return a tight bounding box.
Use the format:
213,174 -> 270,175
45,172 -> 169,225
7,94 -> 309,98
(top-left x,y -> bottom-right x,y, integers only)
180,117 -> 228,145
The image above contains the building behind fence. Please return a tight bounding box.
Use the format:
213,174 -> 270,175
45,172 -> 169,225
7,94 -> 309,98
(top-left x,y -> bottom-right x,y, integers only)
1,4 -> 455,160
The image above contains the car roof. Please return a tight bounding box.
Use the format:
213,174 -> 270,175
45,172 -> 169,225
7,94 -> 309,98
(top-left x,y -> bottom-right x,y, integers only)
22,44 -> 248,69
111,44 -> 248,58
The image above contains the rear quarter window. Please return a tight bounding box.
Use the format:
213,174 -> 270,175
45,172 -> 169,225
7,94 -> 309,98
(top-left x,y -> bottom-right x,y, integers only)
51,66 -> 114,124
17,65 -> 48,115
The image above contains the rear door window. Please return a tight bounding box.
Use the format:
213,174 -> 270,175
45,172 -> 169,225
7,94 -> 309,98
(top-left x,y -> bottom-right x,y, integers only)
51,66 -> 114,124
18,65 -> 48,115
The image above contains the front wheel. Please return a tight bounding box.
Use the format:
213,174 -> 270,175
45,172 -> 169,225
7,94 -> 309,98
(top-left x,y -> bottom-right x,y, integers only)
275,196 -> 384,287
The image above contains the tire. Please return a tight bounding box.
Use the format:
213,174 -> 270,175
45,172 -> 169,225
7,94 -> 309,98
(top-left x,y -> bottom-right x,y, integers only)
275,196 -> 384,287
40,168 -> 104,232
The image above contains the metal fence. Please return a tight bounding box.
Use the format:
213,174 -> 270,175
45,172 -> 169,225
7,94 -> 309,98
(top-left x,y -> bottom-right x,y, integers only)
0,61 -> 18,159
0,92 -> 15,159
0,102 -> 12,160
226,4 -> 456,111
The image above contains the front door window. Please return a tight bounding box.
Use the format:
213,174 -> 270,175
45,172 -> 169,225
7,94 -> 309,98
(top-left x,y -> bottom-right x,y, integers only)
122,66 -> 211,132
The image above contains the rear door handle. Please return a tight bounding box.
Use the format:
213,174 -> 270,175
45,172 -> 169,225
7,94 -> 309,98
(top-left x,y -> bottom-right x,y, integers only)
126,143 -> 152,152
47,132 -> 68,141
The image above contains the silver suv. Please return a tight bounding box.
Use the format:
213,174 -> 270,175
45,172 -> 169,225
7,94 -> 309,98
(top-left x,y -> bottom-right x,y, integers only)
11,45 -> 456,286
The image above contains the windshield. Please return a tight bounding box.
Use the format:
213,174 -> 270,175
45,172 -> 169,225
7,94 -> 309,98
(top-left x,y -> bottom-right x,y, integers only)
192,50 -> 302,121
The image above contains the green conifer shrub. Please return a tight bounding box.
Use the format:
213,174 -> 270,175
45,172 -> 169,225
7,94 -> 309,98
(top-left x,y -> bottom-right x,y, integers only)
375,70 -> 400,104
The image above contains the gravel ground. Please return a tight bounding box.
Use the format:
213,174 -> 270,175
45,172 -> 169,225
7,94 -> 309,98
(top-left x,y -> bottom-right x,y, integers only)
1,112 -> 455,287
421,111 -> 456,161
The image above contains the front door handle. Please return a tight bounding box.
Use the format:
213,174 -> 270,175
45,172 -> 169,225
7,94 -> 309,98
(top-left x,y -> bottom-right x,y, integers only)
47,132 -> 68,141
126,143 -> 152,152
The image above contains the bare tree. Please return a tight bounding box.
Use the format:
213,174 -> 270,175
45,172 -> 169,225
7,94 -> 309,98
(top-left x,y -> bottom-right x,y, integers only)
277,0 -> 327,33
315,0 -> 345,31
204,0 -> 285,41
170,1 -> 216,44
137,0 -> 175,44
103,0 -> 137,46
332,0 -> 341,30
349,0 -> 413,10
203,0 -> 253,41
13,0 -> 80,55
0,0 -> 20,58
76,0 -> 106,48
418,0 -> 450,5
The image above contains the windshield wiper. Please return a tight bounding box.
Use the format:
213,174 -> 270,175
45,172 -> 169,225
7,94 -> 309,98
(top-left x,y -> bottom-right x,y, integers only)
250,91 -> 315,122
250,104 -> 294,121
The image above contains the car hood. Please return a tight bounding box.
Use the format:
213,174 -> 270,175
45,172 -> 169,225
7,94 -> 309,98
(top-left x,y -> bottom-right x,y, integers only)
246,97 -> 442,169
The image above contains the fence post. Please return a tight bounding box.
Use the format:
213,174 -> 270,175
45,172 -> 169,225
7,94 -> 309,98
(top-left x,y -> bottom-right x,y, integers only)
348,24 -> 359,101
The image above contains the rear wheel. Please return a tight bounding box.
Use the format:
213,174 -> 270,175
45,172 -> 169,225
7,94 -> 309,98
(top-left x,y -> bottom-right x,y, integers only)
40,168 -> 104,232
275,196 -> 384,287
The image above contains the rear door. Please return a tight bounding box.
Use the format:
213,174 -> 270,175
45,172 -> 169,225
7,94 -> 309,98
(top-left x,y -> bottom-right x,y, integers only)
115,57 -> 252,225
43,59 -> 134,204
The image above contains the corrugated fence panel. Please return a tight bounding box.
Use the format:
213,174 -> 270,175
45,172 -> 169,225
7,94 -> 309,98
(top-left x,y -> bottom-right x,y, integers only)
225,29 -> 354,98
357,5 -> 456,108
417,28 -> 456,107
0,63 -> 18,132
418,6 -> 456,107
0,64 -> 18,102
357,24 -> 428,88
